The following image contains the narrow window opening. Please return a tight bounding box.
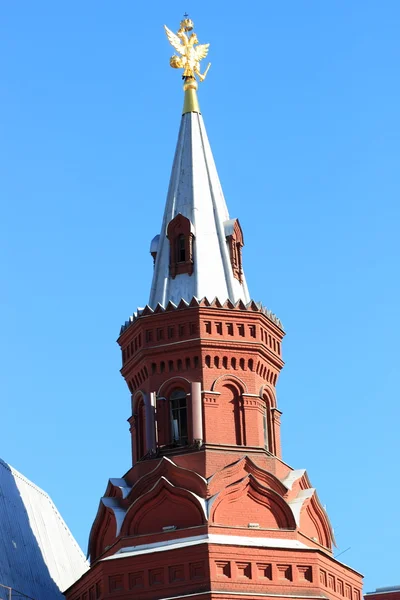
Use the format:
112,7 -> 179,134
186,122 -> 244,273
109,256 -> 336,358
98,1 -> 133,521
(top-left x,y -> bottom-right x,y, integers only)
177,235 -> 186,262
263,407 -> 269,451
136,399 -> 146,460
170,389 -> 188,445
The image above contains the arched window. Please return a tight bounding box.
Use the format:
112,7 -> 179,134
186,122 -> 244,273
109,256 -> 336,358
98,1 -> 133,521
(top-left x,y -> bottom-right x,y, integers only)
224,218 -> 244,283
136,398 -> 146,460
167,213 -> 194,278
170,389 -> 188,445
262,396 -> 275,454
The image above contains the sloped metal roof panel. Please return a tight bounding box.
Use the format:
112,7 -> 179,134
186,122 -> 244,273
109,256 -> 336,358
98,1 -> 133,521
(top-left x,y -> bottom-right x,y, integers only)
0,459 -> 88,599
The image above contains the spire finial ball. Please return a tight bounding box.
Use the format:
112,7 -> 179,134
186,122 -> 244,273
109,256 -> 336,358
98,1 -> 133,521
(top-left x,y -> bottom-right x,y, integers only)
183,77 -> 198,92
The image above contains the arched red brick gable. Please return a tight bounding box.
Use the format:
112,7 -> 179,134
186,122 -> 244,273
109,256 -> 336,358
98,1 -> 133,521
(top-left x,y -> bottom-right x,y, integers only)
89,503 -> 118,562
121,477 -> 206,536
208,455 -> 288,497
300,492 -> 334,550
125,456 -> 207,501
210,474 -> 296,530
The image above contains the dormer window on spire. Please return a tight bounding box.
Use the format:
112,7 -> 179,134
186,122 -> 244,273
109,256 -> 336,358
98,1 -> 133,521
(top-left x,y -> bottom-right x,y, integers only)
167,213 -> 195,278
224,219 -> 244,284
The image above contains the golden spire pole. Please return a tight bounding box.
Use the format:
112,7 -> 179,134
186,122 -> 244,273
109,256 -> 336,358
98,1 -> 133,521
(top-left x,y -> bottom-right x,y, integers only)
164,17 -> 211,115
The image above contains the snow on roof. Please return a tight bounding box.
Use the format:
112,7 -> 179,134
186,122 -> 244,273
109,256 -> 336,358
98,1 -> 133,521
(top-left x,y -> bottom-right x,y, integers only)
0,459 -> 88,599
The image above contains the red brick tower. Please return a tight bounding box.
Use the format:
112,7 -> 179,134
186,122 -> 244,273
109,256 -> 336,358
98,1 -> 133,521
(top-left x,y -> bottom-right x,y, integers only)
66,18 -> 363,600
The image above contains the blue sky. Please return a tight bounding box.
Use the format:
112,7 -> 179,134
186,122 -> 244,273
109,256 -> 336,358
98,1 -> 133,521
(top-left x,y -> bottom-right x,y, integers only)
1,1 -> 399,592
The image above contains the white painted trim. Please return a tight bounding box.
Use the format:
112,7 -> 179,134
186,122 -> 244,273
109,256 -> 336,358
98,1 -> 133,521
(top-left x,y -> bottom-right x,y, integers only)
365,592 -> 400,598
102,533 -> 309,561
149,112 -> 250,309
154,591 -> 328,600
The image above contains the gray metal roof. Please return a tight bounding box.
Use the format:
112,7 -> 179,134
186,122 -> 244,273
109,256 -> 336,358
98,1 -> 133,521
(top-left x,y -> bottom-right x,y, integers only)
0,459 -> 88,599
149,111 -> 251,309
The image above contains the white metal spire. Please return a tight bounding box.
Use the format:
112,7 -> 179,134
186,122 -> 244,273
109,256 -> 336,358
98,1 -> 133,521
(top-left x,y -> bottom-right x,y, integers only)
149,111 -> 250,308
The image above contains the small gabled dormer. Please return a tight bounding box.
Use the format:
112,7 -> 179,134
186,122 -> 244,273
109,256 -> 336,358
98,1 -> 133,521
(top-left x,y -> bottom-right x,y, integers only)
167,213 -> 195,279
150,234 -> 160,265
224,218 -> 244,283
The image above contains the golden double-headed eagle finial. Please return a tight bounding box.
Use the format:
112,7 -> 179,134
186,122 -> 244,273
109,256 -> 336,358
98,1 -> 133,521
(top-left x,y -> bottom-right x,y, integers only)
164,17 -> 211,84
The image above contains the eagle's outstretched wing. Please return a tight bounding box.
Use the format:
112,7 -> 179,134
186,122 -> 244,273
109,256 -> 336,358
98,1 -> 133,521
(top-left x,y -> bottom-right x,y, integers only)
164,25 -> 184,55
194,43 -> 210,61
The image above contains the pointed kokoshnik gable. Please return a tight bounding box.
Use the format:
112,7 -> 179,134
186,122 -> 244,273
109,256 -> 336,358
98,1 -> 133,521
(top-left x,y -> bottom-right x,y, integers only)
149,81 -> 250,308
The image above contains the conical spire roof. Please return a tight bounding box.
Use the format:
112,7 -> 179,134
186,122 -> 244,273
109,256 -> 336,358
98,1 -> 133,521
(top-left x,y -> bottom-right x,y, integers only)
149,107 -> 250,309
149,22 -> 250,309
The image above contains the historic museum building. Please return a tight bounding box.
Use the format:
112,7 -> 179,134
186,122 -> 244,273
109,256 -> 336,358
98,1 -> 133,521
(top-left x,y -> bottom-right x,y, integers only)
0,459 -> 88,599
65,18 -> 363,600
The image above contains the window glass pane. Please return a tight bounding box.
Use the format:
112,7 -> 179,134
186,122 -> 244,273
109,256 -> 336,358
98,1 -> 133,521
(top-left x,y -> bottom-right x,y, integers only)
177,236 -> 186,262
170,389 -> 188,444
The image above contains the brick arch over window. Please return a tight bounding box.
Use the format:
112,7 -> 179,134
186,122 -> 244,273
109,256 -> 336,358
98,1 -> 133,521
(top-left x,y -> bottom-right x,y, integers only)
211,375 -> 247,446
156,377 -> 191,447
167,213 -> 195,278
212,373 -> 248,393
